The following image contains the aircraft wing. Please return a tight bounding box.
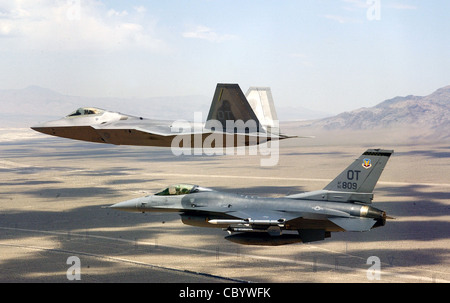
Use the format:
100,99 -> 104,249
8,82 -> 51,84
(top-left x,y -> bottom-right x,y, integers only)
224,207 -> 375,232
93,120 -> 174,136
89,119 -> 209,147
91,121 -> 174,146
227,205 -> 351,222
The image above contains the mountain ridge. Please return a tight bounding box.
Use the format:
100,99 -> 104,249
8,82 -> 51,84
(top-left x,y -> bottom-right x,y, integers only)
306,85 -> 450,132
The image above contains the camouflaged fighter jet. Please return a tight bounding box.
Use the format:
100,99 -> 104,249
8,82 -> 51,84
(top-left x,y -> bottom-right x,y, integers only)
110,149 -> 394,246
31,84 -> 296,148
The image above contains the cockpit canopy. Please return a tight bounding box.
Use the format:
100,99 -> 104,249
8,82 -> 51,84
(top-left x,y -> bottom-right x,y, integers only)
155,184 -> 211,196
67,107 -> 105,117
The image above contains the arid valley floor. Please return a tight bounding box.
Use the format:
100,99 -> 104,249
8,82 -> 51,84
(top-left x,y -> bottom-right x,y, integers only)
0,128 -> 449,283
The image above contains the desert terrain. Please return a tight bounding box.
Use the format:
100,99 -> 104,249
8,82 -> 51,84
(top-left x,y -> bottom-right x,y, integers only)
0,127 -> 448,284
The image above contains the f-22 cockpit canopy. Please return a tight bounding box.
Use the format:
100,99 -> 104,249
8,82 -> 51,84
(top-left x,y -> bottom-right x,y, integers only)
67,107 -> 105,117
155,184 -> 212,196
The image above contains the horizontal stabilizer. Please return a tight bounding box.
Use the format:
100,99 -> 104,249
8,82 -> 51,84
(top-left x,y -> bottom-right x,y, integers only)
329,217 -> 377,232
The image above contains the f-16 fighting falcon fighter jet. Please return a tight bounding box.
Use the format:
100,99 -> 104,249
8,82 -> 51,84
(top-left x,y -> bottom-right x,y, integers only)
31,84 -> 296,148
110,149 -> 394,246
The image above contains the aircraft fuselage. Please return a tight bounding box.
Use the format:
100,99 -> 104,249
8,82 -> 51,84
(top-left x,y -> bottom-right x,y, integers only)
111,190 -> 386,234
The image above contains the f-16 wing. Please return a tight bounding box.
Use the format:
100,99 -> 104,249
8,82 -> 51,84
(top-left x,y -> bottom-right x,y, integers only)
210,205 -> 376,233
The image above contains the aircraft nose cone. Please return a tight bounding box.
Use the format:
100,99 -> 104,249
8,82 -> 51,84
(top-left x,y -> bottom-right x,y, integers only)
30,121 -> 47,131
30,120 -> 63,135
110,199 -> 138,212
30,124 -> 52,135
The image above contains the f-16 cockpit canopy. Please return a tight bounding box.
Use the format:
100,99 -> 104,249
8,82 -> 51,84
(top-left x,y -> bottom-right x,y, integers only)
67,107 -> 105,117
155,184 -> 212,196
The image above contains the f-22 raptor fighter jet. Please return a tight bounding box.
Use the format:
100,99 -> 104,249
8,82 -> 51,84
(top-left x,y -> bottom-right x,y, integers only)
111,149 -> 394,246
31,84 -> 296,148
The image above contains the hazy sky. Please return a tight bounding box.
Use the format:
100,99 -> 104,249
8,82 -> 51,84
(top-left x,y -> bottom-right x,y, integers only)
0,0 -> 449,114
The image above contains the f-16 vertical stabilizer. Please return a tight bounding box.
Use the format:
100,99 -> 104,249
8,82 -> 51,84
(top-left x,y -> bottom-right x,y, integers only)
324,149 -> 393,193
286,149 -> 393,204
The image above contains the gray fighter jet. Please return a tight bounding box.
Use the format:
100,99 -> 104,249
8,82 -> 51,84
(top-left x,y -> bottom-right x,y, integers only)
110,149 -> 394,245
31,84 -> 296,148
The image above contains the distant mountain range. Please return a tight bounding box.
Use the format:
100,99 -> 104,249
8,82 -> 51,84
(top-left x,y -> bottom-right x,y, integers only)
283,85 -> 450,142
309,85 -> 450,131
